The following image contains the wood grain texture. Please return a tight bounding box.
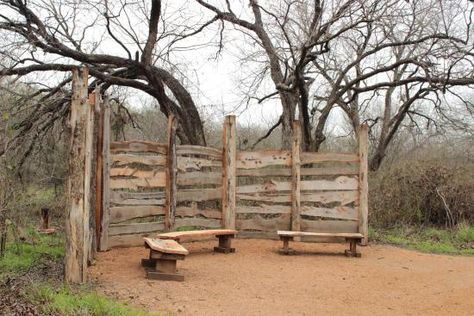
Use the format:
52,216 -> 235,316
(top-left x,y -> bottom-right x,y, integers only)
110,191 -> 165,206
177,156 -> 221,171
144,237 -> 189,255
65,67 -> 92,283
291,121 -> 301,232
177,145 -> 222,159
158,229 -> 237,239
111,154 -> 166,166
110,168 -> 163,178
301,206 -> 358,220
237,193 -> 291,203
300,152 -> 359,164
175,207 -> 222,219
277,231 -> 363,238
236,205 -> 290,214
300,177 -> 358,191
358,124 -> 369,245
109,175 -> 166,190
110,141 -> 167,154
237,150 -> 291,169
236,166 -> 359,177
177,188 -> 221,202
222,115 -> 236,229
110,206 -> 165,223
300,190 -> 358,205
177,171 -> 221,186
300,219 -> 358,233
108,222 -> 165,235
173,217 -> 222,229
165,115 -> 178,231
236,214 -> 290,231
99,97 -> 111,251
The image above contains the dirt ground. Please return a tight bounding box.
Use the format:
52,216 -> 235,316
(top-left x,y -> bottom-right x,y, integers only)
89,239 -> 474,316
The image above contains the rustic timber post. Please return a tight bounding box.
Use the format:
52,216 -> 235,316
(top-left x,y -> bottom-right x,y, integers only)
65,67 -> 95,283
99,96 -> 111,251
164,115 -> 178,231
222,115 -> 236,229
291,121 -> 301,232
358,124 -> 369,245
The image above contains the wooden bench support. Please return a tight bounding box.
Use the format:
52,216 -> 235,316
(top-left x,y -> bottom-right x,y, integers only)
278,236 -> 296,255
213,235 -> 235,254
344,238 -> 361,258
143,238 -> 188,281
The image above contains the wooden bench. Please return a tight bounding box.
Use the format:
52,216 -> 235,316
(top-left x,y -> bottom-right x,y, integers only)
157,229 -> 238,254
142,237 -> 189,281
277,231 -> 364,257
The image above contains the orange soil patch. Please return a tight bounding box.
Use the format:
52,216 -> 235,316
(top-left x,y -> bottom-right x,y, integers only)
89,239 -> 474,315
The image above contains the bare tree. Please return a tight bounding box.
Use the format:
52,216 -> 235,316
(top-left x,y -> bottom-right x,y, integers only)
0,0 -> 220,154
196,0 -> 474,161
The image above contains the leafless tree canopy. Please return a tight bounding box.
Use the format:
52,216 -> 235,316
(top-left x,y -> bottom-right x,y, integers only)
0,0 -> 222,152
196,0 -> 474,168
0,0 -> 473,170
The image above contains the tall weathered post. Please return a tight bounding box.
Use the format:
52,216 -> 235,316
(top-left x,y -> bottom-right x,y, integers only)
291,121 -> 301,232
99,96 -> 111,251
358,124 -> 369,245
164,115 -> 177,231
65,67 -> 95,283
222,115 -> 236,229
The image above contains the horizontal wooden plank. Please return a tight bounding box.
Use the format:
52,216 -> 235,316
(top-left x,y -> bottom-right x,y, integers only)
300,190 -> 358,205
177,156 -> 221,171
173,218 -> 221,229
237,168 -> 291,177
237,180 -> 291,194
177,188 -> 221,202
237,177 -> 357,194
110,205 -> 165,223
300,166 -> 359,176
237,193 -> 291,203
175,207 -> 222,219
110,168 -> 164,178
110,141 -> 167,154
158,229 -> 236,239
109,222 -> 165,236
301,176 -> 358,191
110,175 -> 166,190
110,191 -> 165,205
237,150 -> 291,169
177,171 -> 221,186
301,206 -> 358,220
300,152 -> 359,164
111,191 -> 165,200
108,234 -> 154,248
236,214 -> 290,231
236,205 -> 290,214
300,219 -> 359,233
177,145 -> 222,159
111,154 -> 166,166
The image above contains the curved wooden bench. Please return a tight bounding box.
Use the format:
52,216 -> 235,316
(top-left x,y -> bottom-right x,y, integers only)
142,238 -> 189,281
277,231 -> 364,257
157,229 -> 238,254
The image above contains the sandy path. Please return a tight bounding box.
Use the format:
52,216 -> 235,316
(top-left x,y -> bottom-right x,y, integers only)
89,239 -> 474,316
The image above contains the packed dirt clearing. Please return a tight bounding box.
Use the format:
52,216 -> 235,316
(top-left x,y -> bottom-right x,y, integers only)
90,239 -> 474,315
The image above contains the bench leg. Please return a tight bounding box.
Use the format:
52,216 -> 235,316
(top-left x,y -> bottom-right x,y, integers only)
344,239 -> 361,258
214,235 -> 235,254
279,237 -> 295,255
146,258 -> 184,281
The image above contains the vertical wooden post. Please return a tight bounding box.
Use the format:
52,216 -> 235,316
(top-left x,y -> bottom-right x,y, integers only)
222,115 -> 236,229
291,121 -> 301,232
40,208 -> 50,230
165,115 -> 178,231
99,96 -> 111,251
94,89 -> 103,250
65,67 -> 94,283
358,124 -> 369,245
